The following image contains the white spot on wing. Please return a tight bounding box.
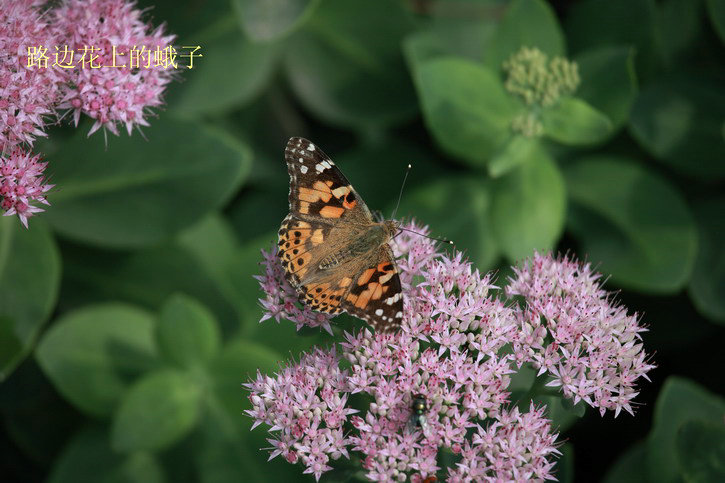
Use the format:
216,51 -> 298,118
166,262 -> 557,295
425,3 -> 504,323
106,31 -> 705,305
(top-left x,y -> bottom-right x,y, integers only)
375,309 -> 383,316
300,165 -> 308,174
308,144 -> 316,151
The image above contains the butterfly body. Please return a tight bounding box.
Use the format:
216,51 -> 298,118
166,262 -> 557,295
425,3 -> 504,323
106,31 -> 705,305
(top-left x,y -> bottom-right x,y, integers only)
278,137 -> 404,332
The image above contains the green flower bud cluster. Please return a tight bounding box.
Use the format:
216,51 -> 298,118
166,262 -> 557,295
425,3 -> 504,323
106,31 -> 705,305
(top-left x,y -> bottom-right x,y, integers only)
511,112 -> 544,138
503,47 -> 580,107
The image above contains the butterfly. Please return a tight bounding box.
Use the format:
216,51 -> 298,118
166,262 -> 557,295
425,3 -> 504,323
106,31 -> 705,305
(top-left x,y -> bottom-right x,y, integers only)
277,137 -> 403,332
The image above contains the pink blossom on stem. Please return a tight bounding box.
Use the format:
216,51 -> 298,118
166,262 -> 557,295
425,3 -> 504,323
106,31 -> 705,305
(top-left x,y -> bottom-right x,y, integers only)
244,347 -> 356,481
0,148 -> 53,227
53,0 -> 176,137
0,0 -> 64,151
506,252 -> 656,416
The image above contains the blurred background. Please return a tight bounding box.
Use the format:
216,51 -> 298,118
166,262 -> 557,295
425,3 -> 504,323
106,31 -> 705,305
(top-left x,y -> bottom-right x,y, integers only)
1,0 -> 724,481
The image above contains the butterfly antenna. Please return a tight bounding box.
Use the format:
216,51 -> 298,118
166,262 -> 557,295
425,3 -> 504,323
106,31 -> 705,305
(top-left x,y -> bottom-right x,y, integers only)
391,163 -> 412,220
396,227 -> 454,246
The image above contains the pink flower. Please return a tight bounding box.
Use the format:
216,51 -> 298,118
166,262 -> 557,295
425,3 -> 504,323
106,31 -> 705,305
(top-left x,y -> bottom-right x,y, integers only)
255,247 -> 335,333
0,148 -> 53,227
507,252 -> 656,416
53,0 -> 176,137
0,0 -> 65,151
249,222 -> 654,480
244,347 -> 356,481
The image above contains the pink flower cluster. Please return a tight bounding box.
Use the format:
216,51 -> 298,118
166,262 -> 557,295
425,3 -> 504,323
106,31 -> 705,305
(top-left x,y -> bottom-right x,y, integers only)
247,222 -> 652,481
0,150 -> 53,228
0,0 -> 177,227
1,0 -> 64,149
53,0 -> 176,137
245,347 -> 356,480
506,252 -> 656,417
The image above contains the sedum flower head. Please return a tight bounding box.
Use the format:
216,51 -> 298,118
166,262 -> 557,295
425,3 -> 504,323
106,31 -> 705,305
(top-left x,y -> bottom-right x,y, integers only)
53,0 -> 176,137
503,46 -> 579,108
0,0 -> 65,151
0,149 -> 53,227
250,222 -> 654,480
506,252 -> 656,417
244,347 -> 356,481
253,223 -> 564,481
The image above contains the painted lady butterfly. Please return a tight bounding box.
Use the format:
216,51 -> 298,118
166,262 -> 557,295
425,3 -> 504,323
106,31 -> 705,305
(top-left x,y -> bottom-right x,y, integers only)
277,137 -> 403,332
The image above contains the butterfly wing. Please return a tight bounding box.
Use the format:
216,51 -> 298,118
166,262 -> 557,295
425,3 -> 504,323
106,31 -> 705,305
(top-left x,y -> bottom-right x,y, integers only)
279,137 -> 403,331
340,245 -> 404,333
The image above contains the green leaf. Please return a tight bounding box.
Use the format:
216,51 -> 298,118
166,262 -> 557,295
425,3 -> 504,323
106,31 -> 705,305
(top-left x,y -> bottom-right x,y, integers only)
111,369 -> 203,453
603,441 -> 648,483
566,0 -> 658,78
488,135 -> 540,178
541,97 -> 613,145
232,0 -> 319,42
36,304 -> 158,417
647,377 -> 725,483
157,294 -> 221,369
59,243 -> 239,335
48,426 -> 164,483
394,175 -> 500,271
555,443 -> 575,483
168,23 -> 279,116
284,0 -> 417,129
210,339 -> 283,434
566,157 -> 697,293
45,117 -> 252,248
707,0 -> 725,45
629,77 -> 725,180
688,198 -> 725,324
676,420 -> 725,482
414,57 -> 519,167
0,219 -> 60,380
484,0 -> 565,71
574,46 -> 637,129
490,150 -> 566,261
656,0 -> 703,67
532,394 -> 585,433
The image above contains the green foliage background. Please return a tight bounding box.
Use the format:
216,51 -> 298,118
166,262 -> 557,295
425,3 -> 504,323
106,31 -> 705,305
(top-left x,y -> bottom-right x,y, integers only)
1,0 -> 724,481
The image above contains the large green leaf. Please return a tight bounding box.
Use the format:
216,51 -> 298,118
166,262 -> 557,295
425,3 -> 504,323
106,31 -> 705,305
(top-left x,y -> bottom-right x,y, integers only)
232,0 -> 319,42
48,426 -> 164,483
483,0 -> 565,71
0,219 -> 60,380
629,77 -> 725,180
59,242 -> 239,335
394,175 -> 500,271
168,22 -> 280,116
156,294 -> 221,369
676,420 -> 725,482
45,117 -> 251,248
111,369 -> 203,453
541,97 -> 613,145
603,441 -> 648,483
284,0 -> 417,129
707,0 -> 725,45
574,46 -> 637,129
647,377 -> 725,483
210,339 -> 283,434
36,304 -> 158,417
491,149 -> 566,262
566,157 -> 697,293
688,198 -> 725,323
566,0 -> 658,78
414,57 -> 519,167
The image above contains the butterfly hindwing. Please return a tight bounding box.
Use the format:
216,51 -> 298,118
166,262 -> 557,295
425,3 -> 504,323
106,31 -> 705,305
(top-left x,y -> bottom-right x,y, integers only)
340,246 -> 403,332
